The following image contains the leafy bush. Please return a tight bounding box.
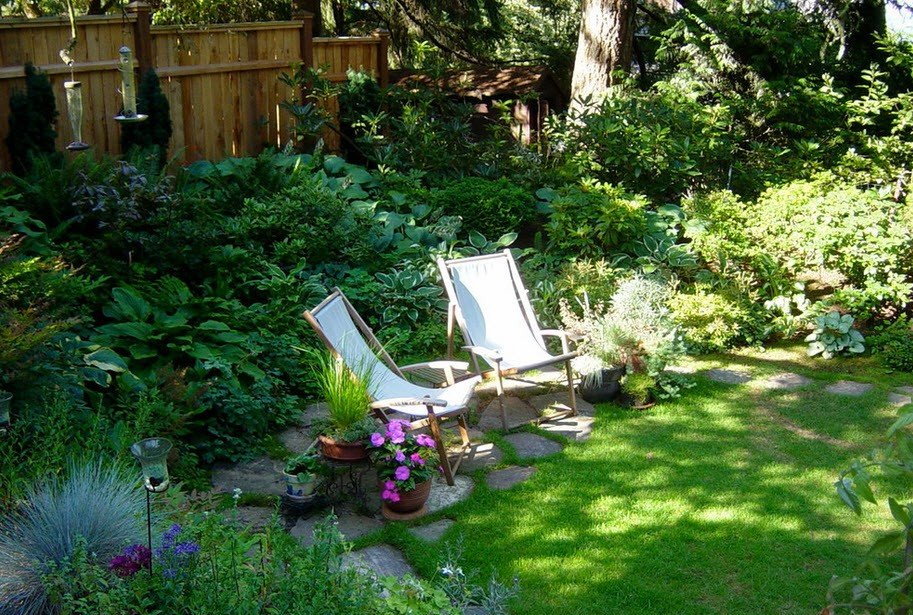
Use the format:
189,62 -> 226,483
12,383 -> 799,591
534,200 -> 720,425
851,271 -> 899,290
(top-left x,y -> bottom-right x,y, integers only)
868,318 -> 913,372
553,259 -> 627,317
0,461 -> 143,615
805,310 -> 865,359
542,182 -> 648,258
669,283 -> 767,352
424,177 -> 533,239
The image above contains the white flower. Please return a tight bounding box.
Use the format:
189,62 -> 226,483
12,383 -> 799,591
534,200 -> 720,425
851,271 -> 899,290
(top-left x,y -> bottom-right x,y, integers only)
440,566 -> 454,577
232,487 -> 242,501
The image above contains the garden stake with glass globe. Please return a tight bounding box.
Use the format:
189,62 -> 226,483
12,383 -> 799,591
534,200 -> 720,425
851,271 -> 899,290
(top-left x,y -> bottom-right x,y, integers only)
130,437 -> 172,570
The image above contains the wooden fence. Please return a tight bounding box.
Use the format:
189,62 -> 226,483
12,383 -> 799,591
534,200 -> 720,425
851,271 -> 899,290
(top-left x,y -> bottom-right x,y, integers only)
0,3 -> 388,170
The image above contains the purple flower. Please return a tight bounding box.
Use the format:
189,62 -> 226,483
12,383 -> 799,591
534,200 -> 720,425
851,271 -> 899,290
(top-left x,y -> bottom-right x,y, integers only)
162,568 -> 177,579
383,480 -> 396,490
370,432 -> 385,447
394,450 -> 406,462
382,489 -> 401,503
174,541 -> 200,556
389,431 -> 406,444
410,453 -> 425,465
394,465 -> 410,481
387,419 -> 410,434
415,434 -> 435,448
161,523 -> 182,549
109,544 -> 151,577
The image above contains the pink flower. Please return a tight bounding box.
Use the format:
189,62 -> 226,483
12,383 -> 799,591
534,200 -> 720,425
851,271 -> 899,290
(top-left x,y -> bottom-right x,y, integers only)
387,420 -> 409,436
415,434 -> 435,448
384,480 -> 396,490
370,433 -> 385,447
410,453 -> 425,465
394,450 -> 406,462
389,431 -> 405,444
382,489 -> 400,503
394,465 -> 410,481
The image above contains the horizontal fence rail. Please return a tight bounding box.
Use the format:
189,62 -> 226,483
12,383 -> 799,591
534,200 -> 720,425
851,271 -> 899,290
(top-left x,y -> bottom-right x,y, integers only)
0,4 -> 388,169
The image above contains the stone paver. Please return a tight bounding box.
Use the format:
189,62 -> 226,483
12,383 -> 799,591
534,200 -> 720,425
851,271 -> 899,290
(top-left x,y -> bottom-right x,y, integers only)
291,509 -> 384,547
477,397 -> 539,431
475,377 -> 543,398
504,432 -> 563,459
278,425 -> 312,455
704,368 -> 753,384
455,441 -> 503,473
526,366 -> 567,384
539,415 -> 594,441
408,519 -> 455,541
888,392 -> 912,406
825,380 -> 874,396
757,372 -> 813,390
896,386 -> 913,396
211,457 -> 284,495
528,392 -> 595,417
233,506 -> 277,531
426,475 -> 474,514
486,466 -> 536,490
343,544 -> 414,578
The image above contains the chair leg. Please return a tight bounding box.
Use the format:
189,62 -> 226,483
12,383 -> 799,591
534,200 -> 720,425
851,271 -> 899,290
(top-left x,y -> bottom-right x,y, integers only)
565,359 -> 578,417
427,408 -> 455,486
494,367 -> 507,431
457,413 -> 470,446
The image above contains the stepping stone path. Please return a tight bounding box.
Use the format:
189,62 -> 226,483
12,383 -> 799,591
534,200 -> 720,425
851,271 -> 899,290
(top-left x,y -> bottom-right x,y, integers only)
298,403 -> 329,428
478,397 -> 539,431
291,509 -> 383,547
234,506 -> 278,531
528,392 -> 596,418
889,392 -> 912,406
455,441 -> 503,473
504,432 -> 563,459
211,457 -> 284,496
705,369 -> 753,384
426,475 -> 474,514
343,544 -> 415,579
896,386 -> 913,396
486,466 -> 536,490
825,380 -> 874,396
408,519 -> 455,542
539,415 -> 594,441
278,425 -> 312,455
757,372 -> 813,390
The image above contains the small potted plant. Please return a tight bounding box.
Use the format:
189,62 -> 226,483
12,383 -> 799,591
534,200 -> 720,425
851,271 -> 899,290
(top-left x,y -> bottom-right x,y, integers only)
311,350 -> 375,462
620,371 -> 656,409
368,419 -> 439,515
283,451 -> 324,497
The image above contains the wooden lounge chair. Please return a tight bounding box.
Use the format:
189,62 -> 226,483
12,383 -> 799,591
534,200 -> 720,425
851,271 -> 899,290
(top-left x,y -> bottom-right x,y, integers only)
303,288 -> 480,486
437,249 -> 578,431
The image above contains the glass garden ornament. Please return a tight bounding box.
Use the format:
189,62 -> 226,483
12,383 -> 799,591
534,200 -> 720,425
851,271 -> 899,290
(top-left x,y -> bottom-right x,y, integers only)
115,46 -> 147,123
130,438 -> 173,492
64,81 -> 90,151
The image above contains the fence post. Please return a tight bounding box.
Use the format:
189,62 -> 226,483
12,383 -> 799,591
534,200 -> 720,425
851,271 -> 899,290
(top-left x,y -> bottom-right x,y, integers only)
293,0 -> 322,36
372,29 -> 389,87
126,1 -> 153,75
294,9 -> 314,70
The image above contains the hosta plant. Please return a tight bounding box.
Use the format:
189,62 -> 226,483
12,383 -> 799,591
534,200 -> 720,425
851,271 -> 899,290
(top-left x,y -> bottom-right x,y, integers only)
805,310 -> 865,359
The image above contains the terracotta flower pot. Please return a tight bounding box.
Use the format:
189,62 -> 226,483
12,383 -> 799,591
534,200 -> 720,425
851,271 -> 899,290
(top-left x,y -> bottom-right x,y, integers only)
385,480 -> 432,514
318,435 -> 369,462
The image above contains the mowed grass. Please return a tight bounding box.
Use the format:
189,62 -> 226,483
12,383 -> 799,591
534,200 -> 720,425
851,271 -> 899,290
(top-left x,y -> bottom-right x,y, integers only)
388,346 -> 909,614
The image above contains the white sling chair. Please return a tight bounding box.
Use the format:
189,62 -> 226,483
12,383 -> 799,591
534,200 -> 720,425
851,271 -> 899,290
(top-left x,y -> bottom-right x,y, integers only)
437,250 -> 578,431
303,288 -> 480,485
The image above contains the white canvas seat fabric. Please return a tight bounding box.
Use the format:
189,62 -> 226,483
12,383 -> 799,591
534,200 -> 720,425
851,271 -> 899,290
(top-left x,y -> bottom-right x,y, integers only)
312,296 -> 478,416
449,256 -> 553,370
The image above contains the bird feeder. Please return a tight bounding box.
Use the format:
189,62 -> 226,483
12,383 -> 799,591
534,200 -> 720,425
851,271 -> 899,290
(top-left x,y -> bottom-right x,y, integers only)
114,46 -> 147,123
64,81 -> 90,151
0,391 -> 11,434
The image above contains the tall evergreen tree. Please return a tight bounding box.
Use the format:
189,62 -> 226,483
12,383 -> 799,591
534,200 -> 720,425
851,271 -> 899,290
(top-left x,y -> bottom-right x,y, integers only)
5,62 -> 57,175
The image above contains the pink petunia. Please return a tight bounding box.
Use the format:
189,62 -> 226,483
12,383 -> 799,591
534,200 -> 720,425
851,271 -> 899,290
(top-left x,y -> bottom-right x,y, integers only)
415,434 -> 435,448
394,450 -> 406,462
384,480 -> 396,490
370,433 -> 385,447
410,453 -> 425,465
382,489 -> 400,503
390,432 -> 406,444
394,465 -> 410,481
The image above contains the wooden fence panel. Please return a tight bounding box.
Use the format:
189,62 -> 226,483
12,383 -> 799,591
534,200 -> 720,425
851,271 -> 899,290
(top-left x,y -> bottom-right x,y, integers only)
0,9 -> 388,170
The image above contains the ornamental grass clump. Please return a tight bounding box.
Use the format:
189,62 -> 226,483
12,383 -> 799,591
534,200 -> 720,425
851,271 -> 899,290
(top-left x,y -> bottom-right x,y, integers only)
368,420 -> 439,503
310,349 -> 375,442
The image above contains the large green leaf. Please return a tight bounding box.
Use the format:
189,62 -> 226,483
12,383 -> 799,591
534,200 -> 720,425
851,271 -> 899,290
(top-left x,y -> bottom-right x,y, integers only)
108,287 -> 151,321
84,347 -> 129,373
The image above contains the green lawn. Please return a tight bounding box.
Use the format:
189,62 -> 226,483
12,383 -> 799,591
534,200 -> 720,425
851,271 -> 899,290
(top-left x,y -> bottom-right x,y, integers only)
374,346 -> 908,614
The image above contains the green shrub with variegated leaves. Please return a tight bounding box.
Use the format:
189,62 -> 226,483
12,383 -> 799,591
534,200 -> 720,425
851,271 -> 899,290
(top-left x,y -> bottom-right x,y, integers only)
805,310 -> 865,359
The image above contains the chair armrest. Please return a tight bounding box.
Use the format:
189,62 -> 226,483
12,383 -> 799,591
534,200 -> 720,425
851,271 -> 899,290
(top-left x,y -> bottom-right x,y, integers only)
540,329 -> 571,354
400,360 -> 471,373
462,345 -> 503,362
370,397 -> 447,410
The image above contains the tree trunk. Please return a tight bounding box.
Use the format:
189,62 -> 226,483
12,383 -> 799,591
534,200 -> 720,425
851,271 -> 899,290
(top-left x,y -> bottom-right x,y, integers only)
570,0 -> 636,109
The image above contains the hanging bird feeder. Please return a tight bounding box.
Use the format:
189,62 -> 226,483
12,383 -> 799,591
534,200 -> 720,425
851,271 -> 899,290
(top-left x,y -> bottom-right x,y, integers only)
114,46 -> 147,123
64,81 -> 90,151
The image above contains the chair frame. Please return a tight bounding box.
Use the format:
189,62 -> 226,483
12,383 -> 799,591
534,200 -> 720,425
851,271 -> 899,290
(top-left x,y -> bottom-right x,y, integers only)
437,249 -> 579,431
303,288 -> 474,486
